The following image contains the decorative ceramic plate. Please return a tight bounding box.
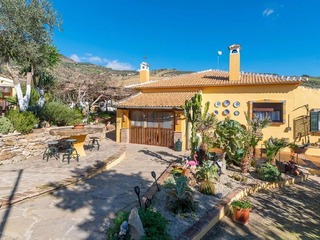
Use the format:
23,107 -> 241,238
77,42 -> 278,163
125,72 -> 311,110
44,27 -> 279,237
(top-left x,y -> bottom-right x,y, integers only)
234,110 -> 240,116
223,100 -> 230,107
233,101 -> 240,108
223,109 -> 230,115
213,110 -> 219,115
214,101 -> 221,107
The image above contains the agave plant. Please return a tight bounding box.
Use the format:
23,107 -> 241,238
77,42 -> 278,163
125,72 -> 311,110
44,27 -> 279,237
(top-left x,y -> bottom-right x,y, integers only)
196,161 -> 219,182
166,175 -> 195,214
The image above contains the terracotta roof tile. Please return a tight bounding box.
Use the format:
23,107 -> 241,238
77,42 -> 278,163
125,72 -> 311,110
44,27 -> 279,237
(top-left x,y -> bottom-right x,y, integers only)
132,70 -> 307,89
117,92 -> 197,108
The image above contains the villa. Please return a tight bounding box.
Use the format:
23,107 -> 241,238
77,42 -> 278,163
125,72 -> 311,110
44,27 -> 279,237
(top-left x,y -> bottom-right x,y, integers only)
0,76 -> 15,116
116,44 -> 320,155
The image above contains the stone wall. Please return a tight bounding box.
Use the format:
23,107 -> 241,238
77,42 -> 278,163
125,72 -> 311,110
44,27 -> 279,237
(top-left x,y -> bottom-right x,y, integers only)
0,128 -> 58,162
0,124 -> 107,162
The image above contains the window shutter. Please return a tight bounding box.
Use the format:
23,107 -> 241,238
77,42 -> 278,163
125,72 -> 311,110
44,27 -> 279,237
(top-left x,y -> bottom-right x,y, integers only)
310,111 -> 319,132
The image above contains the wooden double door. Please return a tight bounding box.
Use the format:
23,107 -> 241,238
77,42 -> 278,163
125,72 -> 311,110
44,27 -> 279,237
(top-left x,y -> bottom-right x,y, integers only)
129,110 -> 174,147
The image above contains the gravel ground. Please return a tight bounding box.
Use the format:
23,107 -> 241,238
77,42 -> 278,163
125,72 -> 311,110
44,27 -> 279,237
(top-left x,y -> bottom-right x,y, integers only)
152,165 -> 265,239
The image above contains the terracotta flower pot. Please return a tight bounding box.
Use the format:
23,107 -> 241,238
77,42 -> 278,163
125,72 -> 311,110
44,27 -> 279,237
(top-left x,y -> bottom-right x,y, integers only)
73,124 -> 85,129
233,208 -> 251,225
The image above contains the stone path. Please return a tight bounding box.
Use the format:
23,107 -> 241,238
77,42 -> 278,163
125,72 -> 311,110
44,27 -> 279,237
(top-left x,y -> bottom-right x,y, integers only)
202,174 -> 320,240
0,143 -> 187,240
0,138 -> 122,207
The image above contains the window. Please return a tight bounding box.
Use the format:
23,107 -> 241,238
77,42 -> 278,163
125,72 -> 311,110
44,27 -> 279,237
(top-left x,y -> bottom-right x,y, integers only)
249,101 -> 286,123
310,110 -> 320,132
131,110 -> 144,127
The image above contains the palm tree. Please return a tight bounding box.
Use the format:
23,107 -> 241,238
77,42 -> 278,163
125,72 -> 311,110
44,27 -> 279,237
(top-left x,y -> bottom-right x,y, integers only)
245,113 -> 271,158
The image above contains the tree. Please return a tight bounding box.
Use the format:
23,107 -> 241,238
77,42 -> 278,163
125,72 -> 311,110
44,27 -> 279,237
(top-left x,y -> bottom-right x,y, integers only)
0,0 -> 61,111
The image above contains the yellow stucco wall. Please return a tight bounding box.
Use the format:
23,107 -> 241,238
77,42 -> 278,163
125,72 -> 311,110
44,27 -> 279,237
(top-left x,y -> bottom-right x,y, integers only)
116,84 -> 320,155
116,109 -> 129,142
201,84 -> 320,149
11,87 -> 16,97
174,111 -> 187,150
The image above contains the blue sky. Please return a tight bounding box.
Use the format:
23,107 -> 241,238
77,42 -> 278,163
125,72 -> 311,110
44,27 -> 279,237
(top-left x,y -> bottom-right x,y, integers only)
52,0 -> 320,76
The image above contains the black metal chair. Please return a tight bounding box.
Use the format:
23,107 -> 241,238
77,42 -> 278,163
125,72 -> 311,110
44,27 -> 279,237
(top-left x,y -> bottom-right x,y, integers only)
43,141 -> 60,161
62,139 -> 79,164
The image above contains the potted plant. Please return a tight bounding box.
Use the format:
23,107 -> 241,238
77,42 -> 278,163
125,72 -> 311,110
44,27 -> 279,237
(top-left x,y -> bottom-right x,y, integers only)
288,143 -> 308,154
73,123 -> 85,129
230,199 -> 252,225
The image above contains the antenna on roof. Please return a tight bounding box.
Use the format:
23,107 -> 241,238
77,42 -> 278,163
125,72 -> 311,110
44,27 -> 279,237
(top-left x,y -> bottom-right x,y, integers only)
217,51 -> 222,70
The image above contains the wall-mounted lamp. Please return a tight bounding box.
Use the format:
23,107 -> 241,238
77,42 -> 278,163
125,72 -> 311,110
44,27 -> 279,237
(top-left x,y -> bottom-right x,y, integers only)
122,114 -> 127,122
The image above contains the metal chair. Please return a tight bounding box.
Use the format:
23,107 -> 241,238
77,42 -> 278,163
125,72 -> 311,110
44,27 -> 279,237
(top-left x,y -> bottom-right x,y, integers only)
43,141 -> 60,161
88,137 -> 100,151
62,139 -> 79,164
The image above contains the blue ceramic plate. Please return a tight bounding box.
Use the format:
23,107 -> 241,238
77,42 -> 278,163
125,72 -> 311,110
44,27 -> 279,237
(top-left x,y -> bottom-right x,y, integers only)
233,101 -> 240,108
213,110 -> 219,115
223,109 -> 230,115
223,100 -> 230,107
234,110 -> 240,116
215,101 -> 221,107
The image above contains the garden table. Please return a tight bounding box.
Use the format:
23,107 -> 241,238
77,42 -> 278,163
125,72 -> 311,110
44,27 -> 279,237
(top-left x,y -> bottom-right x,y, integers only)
49,128 -> 88,157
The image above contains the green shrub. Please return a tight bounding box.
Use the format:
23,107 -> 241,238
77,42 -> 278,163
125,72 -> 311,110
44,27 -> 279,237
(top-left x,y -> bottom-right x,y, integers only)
106,211 -> 130,240
258,163 -> 281,182
139,208 -> 171,240
106,208 -> 170,240
7,110 -> 39,134
231,199 -> 252,209
42,101 -> 83,126
162,177 -> 176,189
166,175 -> 195,214
0,117 -> 14,134
196,161 -> 219,182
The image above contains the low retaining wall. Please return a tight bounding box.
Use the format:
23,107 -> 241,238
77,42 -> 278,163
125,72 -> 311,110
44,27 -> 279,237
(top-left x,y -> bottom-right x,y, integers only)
0,124 -> 106,162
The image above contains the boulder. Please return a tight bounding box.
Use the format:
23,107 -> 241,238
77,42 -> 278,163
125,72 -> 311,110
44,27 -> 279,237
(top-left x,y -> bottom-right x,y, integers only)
128,207 -> 145,240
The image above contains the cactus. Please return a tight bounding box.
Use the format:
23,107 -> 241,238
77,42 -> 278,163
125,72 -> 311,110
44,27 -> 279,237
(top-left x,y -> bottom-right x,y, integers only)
182,93 -> 205,157
214,119 -> 250,168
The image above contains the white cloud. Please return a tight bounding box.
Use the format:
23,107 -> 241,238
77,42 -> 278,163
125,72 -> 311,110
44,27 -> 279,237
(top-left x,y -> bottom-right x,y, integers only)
105,60 -> 134,70
70,54 -> 81,62
262,8 -> 274,17
69,53 -> 134,70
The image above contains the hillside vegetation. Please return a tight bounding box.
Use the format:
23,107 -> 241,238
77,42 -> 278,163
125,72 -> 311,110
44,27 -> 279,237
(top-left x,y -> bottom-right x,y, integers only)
0,56 -> 193,103
302,77 -> 320,89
